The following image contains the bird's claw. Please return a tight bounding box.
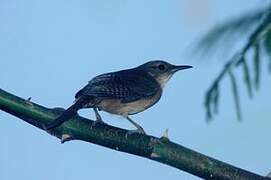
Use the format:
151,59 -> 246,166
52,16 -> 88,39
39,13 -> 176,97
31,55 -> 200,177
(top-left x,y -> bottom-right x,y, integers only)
91,119 -> 106,128
125,128 -> 146,139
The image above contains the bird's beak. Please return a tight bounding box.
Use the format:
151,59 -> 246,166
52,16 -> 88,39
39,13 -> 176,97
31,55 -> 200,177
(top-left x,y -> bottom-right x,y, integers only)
171,65 -> 193,72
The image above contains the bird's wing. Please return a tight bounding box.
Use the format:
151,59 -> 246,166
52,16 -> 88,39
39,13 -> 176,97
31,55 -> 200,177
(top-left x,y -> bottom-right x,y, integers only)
75,69 -> 160,103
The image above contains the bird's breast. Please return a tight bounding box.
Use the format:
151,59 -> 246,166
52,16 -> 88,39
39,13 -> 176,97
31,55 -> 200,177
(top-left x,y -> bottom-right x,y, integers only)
97,90 -> 162,116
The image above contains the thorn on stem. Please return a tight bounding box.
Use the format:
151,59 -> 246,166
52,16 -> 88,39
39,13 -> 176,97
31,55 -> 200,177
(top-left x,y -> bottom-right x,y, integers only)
61,134 -> 73,144
150,152 -> 160,158
160,129 -> 170,142
25,97 -> 33,107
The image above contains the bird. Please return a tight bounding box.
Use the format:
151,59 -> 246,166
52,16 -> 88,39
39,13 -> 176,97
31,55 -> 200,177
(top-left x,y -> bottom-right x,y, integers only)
45,60 -> 192,134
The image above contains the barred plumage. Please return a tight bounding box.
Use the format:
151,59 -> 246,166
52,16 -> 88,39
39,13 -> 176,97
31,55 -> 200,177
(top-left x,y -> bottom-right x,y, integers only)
46,60 -> 192,134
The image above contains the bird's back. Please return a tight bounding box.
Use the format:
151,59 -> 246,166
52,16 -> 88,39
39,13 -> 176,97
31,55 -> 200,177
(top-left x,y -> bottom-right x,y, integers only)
74,68 -> 162,115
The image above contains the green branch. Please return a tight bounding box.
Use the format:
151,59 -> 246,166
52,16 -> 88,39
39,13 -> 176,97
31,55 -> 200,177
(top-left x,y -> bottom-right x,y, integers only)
0,88 -> 269,180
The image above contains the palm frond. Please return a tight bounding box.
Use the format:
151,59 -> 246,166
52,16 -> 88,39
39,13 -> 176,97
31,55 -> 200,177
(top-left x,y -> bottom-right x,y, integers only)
240,58 -> 253,98
264,28 -> 271,72
253,43 -> 261,90
195,7 -> 266,56
202,6 -> 271,121
228,71 -> 242,121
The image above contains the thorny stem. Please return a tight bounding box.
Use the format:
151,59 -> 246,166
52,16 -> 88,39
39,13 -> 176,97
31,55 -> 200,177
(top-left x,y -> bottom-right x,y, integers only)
0,88 -> 270,180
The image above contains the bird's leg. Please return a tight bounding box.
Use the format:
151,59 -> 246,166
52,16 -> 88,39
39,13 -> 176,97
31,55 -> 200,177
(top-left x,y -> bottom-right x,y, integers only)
126,116 -> 146,134
93,108 -> 105,124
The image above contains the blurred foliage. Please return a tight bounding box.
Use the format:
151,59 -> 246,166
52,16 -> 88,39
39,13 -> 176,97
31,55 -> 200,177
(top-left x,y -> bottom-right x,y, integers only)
197,5 -> 271,121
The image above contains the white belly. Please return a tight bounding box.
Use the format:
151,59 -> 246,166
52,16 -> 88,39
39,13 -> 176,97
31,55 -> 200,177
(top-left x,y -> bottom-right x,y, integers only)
97,91 -> 162,116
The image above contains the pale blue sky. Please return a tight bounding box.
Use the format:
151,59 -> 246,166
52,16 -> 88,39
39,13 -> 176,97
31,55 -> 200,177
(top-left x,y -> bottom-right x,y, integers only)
1,1 -> 270,180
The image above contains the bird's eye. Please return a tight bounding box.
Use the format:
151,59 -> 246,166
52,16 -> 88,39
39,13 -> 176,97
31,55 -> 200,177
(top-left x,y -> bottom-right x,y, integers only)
158,64 -> 165,71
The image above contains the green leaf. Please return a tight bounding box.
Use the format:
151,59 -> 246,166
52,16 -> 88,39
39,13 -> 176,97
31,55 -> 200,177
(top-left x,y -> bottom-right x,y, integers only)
204,82 -> 220,122
212,84 -> 220,114
194,8 -> 265,56
204,90 -> 213,122
264,29 -> 271,72
253,43 -> 260,90
241,58 -> 253,98
228,71 -> 242,121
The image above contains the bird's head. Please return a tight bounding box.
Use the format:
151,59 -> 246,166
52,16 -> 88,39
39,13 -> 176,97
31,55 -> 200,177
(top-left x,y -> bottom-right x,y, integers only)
137,60 -> 192,88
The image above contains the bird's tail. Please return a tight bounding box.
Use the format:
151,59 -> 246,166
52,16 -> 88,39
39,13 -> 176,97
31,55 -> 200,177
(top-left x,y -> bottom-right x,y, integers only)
46,96 -> 90,130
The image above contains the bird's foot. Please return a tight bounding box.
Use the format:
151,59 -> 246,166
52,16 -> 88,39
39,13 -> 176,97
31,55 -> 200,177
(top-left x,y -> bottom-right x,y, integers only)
92,108 -> 106,127
91,119 -> 106,127
129,129 -> 146,134
125,128 -> 146,138
150,137 -> 163,145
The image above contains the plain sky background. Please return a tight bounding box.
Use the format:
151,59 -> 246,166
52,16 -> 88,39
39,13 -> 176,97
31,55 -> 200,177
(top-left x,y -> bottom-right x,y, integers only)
0,0 -> 270,179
